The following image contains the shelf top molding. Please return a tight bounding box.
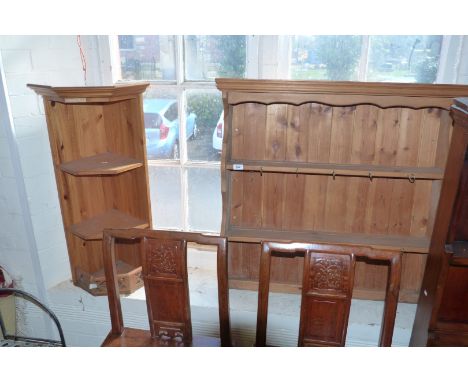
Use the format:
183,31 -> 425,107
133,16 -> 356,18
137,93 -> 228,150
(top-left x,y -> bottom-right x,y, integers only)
216,79 -> 468,110
27,82 -> 150,103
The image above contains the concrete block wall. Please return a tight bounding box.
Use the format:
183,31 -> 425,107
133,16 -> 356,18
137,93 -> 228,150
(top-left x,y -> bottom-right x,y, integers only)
0,36 -> 111,297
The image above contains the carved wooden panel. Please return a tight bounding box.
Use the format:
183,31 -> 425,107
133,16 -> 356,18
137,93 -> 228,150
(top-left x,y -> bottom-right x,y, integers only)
299,251 -> 355,346
143,238 -> 192,343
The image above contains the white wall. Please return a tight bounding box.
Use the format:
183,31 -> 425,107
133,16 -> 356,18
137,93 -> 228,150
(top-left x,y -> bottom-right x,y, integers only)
0,36 -> 111,296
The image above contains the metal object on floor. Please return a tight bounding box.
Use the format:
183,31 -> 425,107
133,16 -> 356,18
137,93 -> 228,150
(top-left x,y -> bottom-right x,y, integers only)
0,288 -> 66,347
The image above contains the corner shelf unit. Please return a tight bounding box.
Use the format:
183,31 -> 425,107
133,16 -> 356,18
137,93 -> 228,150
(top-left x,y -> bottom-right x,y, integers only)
29,83 -> 151,296
216,79 -> 468,303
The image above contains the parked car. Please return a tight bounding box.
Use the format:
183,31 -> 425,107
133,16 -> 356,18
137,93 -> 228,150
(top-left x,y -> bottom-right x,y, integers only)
144,99 -> 198,159
212,111 -> 224,153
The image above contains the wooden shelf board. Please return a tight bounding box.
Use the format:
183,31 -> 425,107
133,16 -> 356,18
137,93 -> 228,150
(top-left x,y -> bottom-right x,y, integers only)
60,152 -> 143,176
70,209 -> 149,240
227,227 -> 430,253
226,160 -> 444,180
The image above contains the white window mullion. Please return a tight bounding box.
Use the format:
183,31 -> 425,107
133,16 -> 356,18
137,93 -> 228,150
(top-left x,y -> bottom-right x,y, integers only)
246,35 -> 259,79
358,35 -> 370,82
174,35 -> 190,231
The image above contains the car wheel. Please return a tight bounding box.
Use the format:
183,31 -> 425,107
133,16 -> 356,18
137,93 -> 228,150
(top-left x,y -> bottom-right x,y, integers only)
172,141 -> 179,159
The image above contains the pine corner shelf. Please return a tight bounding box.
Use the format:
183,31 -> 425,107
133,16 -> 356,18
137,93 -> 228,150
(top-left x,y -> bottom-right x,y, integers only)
69,209 -> 149,241
29,82 -> 151,296
60,152 -> 143,176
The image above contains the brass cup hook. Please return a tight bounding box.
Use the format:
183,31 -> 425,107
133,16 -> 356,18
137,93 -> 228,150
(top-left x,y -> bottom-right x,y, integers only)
260,167 -> 263,177
369,172 -> 373,182
332,170 -> 336,180
408,173 -> 416,183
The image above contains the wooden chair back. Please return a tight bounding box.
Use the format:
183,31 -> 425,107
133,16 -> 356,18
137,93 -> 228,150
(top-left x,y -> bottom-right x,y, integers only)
256,242 -> 401,347
102,228 -> 231,346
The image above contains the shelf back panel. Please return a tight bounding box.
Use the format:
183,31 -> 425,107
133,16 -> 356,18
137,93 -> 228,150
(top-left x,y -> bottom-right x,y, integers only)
229,172 -> 436,238
229,103 -> 452,169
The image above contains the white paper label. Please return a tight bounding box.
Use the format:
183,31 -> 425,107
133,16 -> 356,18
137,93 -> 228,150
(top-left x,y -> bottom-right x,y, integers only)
233,164 -> 244,171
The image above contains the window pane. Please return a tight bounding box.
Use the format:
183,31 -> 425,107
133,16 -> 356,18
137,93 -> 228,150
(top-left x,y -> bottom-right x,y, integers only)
184,35 -> 246,81
143,87 -> 179,160
187,168 -> 221,232
118,35 -> 176,80
367,36 -> 442,83
148,166 -> 182,229
290,36 -> 362,81
185,90 -> 223,161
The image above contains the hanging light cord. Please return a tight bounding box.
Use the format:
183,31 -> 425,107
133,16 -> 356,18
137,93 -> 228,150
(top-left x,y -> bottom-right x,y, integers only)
77,35 -> 87,83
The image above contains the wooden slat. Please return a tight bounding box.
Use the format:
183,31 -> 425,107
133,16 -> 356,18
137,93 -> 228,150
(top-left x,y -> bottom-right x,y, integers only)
410,180 -> 434,237
229,171 -> 244,226
374,108 -> 401,166
231,104 -> 245,160
261,173 -> 285,229
434,110 -> 453,168
282,174 -> 305,230
370,178 -> 394,235
285,105 -> 307,162
350,105 -> 379,164
387,180 -> 416,235
301,174 -> 328,231
241,172 -> 262,228
265,104 -> 287,160
418,108 -> 442,167
324,176 -> 349,232
329,106 -> 355,163
306,104 -> 333,163
243,103 -> 266,160
396,109 -> 424,167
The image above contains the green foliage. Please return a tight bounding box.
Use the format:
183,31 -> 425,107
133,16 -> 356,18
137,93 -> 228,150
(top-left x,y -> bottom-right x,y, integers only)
186,93 -> 223,131
212,36 -> 246,78
416,55 -> 438,83
315,36 -> 361,80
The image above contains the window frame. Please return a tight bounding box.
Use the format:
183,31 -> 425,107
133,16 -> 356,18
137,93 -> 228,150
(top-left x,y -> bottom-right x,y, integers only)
286,35 -> 448,83
110,34 -> 457,234
111,35 -> 255,234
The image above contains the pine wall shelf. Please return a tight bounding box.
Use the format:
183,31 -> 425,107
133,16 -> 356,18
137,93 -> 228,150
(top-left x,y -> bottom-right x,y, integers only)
29,82 -> 152,296
217,79 -> 468,303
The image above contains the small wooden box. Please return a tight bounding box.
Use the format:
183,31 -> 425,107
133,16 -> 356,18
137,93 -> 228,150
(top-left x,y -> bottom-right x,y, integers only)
76,260 -> 143,296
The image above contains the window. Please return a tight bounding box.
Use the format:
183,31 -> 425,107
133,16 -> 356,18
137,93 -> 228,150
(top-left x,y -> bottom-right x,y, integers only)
117,35 -> 247,233
290,35 -> 362,81
289,35 -> 444,83
119,35 -> 176,80
367,36 -> 442,83
115,35 -> 452,234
